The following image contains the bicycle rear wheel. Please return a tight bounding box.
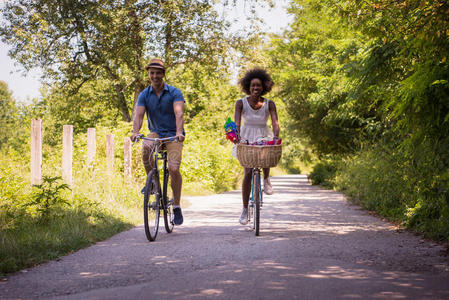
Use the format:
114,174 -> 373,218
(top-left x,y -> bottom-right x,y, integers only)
253,171 -> 261,236
162,168 -> 174,233
144,170 -> 160,241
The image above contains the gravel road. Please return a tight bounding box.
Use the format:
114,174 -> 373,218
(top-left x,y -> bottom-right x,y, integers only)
1,174 -> 449,300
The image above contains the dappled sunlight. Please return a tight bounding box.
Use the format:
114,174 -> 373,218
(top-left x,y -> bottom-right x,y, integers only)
259,261 -> 295,271
199,289 -> 223,296
371,292 -> 408,299
302,266 -> 372,280
152,257 -> 449,299
79,272 -> 112,278
219,280 -> 240,284
150,255 -> 180,265
3,175 -> 448,300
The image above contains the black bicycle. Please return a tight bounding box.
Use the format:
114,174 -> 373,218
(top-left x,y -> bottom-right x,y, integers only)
247,167 -> 263,236
135,134 -> 177,241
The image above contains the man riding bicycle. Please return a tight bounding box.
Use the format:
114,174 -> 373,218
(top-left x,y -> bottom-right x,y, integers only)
130,58 -> 185,226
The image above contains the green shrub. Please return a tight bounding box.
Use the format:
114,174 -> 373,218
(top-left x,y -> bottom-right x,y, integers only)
308,160 -> 339,188
335,148 -> 408,219
334,142 -> 449,241
28,176 -> 70,222
278,136 -> 305,174
182,118 -> 241,194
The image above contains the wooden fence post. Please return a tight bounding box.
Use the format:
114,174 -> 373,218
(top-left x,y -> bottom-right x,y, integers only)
87,128 -> 96,167
62,125 -> 73,185
124,137 -> 132,180
106,134 -> 114,172
30,119 -> 42,185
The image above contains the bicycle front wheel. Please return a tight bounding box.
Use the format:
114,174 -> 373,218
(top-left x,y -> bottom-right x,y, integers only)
144,170 -> 160,241
162,169 -> 174,233
253,171 -> 261,236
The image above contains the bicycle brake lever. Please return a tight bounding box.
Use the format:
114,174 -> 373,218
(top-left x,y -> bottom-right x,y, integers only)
132,134 -> 145,143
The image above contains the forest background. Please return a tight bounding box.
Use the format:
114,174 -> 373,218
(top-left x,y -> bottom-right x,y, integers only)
1,0 -> 448,275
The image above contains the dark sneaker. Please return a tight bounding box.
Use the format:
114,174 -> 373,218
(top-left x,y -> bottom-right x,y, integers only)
173,207 -> 183,225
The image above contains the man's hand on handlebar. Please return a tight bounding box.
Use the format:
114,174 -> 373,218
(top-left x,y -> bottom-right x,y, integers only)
130,133 -> 142,142
176,133 -> 185,142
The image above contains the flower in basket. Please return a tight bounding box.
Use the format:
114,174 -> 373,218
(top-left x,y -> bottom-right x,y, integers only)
224,117 -> 240,143
250,137 -> 282,146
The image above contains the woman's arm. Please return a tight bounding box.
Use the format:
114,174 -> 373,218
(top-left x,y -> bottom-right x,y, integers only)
268,100 -> 280,137
234,99 -> 243,136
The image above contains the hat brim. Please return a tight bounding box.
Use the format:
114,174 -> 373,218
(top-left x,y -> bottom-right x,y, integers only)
145,64 -> 165,71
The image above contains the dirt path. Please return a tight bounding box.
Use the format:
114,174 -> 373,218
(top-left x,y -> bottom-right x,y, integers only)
1,175 -> 449,300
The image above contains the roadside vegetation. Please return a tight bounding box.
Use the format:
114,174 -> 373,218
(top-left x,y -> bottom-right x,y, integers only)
271,1 -> 449,242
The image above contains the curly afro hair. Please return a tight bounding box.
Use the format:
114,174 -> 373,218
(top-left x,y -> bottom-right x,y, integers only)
239,68 -> 274,96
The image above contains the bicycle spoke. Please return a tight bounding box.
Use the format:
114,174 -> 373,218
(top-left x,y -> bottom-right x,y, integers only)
149,201 -> 158,210
253,169 -> 261,236
163,168 -> 174,233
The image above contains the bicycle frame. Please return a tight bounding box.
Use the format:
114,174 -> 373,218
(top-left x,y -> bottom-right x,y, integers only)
139,135 -> 177,187
153,143 -> 172,220
250,168 -> 263,206
135,134 -> 177,241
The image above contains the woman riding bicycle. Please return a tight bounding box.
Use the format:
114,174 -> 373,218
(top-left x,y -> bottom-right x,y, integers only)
234,68 -> 280,225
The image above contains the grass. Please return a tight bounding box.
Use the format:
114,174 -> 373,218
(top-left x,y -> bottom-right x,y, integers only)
0,161 -> 143,275
1,209 -> 134,273
308,145 -> 449,243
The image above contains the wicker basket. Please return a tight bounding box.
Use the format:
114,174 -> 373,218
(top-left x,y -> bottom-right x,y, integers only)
236,144 -> 282,168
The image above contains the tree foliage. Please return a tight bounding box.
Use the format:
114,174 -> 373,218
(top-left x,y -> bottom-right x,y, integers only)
337,0 -> 449,142
0,0 -> 238,122
0,81 -> 17,148
268,0 -> 375,156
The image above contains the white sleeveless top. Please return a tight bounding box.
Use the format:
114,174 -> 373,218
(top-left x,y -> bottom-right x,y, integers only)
240,97 -> 273,143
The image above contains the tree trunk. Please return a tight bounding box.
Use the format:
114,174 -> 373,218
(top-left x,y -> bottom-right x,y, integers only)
113,85 -> 131,122
164,14 -> 173,67
131,80 -> 147,122
127,0 -> 146,122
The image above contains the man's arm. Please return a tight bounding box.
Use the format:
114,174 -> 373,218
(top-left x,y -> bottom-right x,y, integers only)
131,106 -> 146,142
173,101 -> 185,142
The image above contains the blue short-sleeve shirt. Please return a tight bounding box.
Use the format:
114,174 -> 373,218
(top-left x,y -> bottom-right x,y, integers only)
137,83 -> 185,137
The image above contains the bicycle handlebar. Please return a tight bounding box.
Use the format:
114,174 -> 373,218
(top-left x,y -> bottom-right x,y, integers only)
134,134 -> 179,143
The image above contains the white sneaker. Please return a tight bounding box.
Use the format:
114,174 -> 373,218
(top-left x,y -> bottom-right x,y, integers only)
264,178 -> 273,195
239,207 -> 248,225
